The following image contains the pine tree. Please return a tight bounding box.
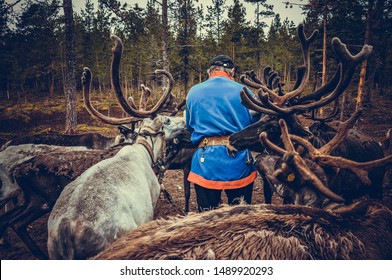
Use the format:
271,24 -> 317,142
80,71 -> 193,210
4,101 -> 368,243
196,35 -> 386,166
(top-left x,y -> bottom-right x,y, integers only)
176,0 -> 197,94
205,0 -> 226,52
63,0 -> 77,133
222,0 -> 248,63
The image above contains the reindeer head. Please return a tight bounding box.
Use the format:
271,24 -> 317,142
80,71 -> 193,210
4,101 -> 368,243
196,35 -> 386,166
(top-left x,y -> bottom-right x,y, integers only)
82,35 -> 185,144
139,116 -> 185,141
259,113 -> 392,208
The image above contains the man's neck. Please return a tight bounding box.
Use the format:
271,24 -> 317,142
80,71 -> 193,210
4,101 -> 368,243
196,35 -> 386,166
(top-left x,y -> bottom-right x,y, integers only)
209,70 -> 234,80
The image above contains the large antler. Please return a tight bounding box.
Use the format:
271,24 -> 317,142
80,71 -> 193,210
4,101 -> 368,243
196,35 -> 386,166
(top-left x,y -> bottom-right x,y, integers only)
82,67 -> 141,125
270,23 -> 318,105
240,67 -> 280,98
241,70 -> 274,91
259,120 -> 345,202
288,39 -> 373,113
296,67 -> 341,104
110,35 -> 173,118
260,115 -> 392,202
138,83 -> 178,114
288,110 -> 392,186
241,24 -> 318,105
241,38 -> 373,117
242,68 -> 285,96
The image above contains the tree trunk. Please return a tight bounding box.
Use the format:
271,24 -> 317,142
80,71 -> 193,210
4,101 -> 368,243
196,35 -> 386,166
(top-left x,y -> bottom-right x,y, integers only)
50,63 -> 55,98
231,43 -> 235,63
63,0 -> 77,133
162,0 -> 170,89
199,62 -> 202,83
356,0 -> 374,110
287,63 -> 291,90
256,2 -> 261,77
319,1 -> 328,117
322,3 -> 327,87
7,72 -> 10,99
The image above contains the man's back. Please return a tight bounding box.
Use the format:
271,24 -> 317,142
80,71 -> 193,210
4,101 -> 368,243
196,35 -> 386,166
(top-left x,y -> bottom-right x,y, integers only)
186,76 -> 253,143
185,56 -> 257,211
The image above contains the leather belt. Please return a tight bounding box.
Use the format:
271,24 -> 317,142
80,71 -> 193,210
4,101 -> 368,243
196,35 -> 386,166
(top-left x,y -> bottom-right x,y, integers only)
198,136 -> 230,148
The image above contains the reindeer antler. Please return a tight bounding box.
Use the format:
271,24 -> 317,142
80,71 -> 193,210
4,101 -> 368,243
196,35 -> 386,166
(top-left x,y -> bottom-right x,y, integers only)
240,24 -> 318,105
139,84 -> 151,111
83,35 -> 178,125
259,113 -> 392,202
110,35 -> 173,118
82,67 -> 142,125
240,37 -> 373,118
289,110 -> 392,186
267,24 -> 318,105
259,119 -> 346,202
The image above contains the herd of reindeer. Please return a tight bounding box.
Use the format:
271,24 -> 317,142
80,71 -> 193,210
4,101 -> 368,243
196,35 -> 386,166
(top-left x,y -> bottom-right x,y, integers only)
1,24 -> 391,260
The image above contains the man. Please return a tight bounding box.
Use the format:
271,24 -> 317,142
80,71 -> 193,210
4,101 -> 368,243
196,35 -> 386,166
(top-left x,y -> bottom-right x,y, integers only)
185,55 -> 258,212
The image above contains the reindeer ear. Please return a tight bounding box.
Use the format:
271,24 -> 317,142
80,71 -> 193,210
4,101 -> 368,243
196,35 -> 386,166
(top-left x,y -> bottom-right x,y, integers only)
154,116 -> 163,126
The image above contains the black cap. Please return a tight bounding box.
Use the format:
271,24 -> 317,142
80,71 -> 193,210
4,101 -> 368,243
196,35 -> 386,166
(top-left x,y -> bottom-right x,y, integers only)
208,55 -> 234,69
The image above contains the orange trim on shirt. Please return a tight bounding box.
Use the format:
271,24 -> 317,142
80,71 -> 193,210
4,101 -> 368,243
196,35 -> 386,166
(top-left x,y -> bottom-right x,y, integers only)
209,71 -> 234,80
188,171 -> 257,190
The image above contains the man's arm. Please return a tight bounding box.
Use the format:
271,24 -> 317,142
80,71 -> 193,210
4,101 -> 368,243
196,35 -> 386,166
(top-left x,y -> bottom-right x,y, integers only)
185,101 -> 193,132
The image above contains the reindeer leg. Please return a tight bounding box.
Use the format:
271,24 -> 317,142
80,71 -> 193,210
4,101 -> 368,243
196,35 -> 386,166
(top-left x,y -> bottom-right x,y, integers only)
183,167 -> 191,214
6,185 -> 50,260
11,225 -> 48,260
9,198 -> 50,259
262,176 -> 273,204
0,197 -> 28,247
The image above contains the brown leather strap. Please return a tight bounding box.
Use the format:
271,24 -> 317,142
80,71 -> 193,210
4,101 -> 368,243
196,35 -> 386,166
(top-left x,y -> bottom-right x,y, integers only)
136,139 -> 155,163
198,136 -> 230,148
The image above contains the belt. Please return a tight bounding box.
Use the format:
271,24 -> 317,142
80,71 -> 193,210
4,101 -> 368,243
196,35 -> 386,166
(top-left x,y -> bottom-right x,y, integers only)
198,136 -> 230,148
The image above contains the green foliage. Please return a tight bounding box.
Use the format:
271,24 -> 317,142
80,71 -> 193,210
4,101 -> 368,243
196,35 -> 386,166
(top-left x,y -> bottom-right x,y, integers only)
244,0 -> 274,29
1,0 -> 391,102
303,0 -> 392,96
205,0 -> 226,51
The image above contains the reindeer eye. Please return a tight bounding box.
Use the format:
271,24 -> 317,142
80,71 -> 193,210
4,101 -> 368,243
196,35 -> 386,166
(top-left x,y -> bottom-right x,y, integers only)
164,118 -> 171,125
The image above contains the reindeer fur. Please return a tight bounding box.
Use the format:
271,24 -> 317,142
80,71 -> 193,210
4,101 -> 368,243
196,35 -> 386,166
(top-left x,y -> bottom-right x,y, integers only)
93,200 -> 392,260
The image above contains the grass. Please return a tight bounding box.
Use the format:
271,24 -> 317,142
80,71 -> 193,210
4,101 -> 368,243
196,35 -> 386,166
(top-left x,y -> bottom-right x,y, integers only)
0,88 -> 185,143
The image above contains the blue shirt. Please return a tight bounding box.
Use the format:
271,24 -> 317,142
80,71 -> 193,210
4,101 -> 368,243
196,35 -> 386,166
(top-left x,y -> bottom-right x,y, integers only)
185,72 -> 257,189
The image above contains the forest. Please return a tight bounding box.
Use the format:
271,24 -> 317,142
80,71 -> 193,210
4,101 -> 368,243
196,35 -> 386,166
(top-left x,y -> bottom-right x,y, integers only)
1,0 -> 392,133
1,0 -> 392,261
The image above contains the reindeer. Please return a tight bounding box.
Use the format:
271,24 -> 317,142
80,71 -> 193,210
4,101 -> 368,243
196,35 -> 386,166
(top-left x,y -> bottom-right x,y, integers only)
258,116 -> 392,208
227,24 -> 387,205
92,119 -> 392,261
92,199 -> 392,260
46,35 -> 186,260
0,132 -> 120,152
1,69 -> 195,219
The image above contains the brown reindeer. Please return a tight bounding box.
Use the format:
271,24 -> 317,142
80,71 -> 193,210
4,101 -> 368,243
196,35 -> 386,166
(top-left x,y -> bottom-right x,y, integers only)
93,199 -> 392,260
227,24 -> 387,205
258,116 -> 392,208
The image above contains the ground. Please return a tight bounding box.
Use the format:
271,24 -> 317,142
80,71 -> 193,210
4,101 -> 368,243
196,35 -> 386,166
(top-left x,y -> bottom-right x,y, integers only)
0,93 -> 391,260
